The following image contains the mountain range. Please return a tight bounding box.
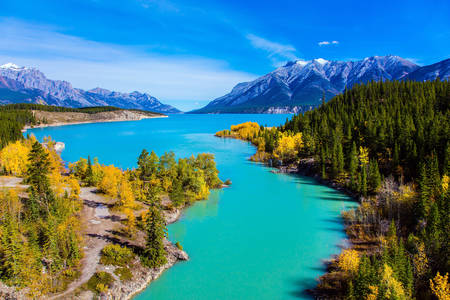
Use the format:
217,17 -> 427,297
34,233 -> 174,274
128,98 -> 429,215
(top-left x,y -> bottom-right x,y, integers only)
0,63 -> 180,114
192,56 -> 450,113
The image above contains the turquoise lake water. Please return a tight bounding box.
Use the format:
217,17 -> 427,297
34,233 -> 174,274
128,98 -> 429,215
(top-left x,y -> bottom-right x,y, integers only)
28,114 -> 357,300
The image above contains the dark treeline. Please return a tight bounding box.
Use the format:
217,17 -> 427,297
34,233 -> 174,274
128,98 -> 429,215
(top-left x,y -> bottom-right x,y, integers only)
280,80 -> 449,299
283,79 -> 449,182
0,103 -> 162,115
0,110 -> 35,149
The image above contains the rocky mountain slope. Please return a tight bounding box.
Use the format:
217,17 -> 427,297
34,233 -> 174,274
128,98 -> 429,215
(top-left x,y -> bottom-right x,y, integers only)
192,56 -> 449,114
0,63 -> 181,113
404,58 -> 450,81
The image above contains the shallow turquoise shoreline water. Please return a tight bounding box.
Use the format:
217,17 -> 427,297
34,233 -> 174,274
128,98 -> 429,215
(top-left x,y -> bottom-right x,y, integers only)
28,114 -> 357,300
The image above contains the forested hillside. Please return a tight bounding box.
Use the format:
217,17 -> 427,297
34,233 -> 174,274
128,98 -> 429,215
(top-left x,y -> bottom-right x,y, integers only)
0,137 -> 83,296
217,79 -> 450,299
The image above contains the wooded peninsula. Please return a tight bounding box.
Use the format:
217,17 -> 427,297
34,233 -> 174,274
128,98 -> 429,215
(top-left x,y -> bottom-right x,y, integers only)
0,104 -> 223,298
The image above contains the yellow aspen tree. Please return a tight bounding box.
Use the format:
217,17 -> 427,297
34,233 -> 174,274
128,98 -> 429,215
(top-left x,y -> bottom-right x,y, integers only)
274,134 -> 298,162
0,140 -> 30,176
366,286 -> 379,300
430,272 -> 450,300
99,165 -> 122,198
124,207 -> 136,235
413,242 -> 429,278
442,175 -> 449,192
293,132 -> 304,152
380,264 -> 406,299
359,146 -> 369,166
69,158 -> 88,179
119,177 -> 135,208
337,249 -> 360,273
68,176 -> 81,201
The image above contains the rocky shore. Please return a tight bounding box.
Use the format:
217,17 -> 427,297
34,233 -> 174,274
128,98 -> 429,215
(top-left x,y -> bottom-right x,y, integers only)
108,240 -> 188,300
77,200 -> 190,300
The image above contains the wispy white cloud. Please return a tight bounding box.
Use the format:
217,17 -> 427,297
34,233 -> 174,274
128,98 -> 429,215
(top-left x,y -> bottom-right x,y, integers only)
246,33 -> 299,66
0,18 -> 257,103
405,57 -> 422,65
318,40 -> 339,46
138,0 -> 180,12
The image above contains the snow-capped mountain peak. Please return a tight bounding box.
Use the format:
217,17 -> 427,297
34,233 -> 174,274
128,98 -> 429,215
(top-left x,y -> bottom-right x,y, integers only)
193,55 -> 449,114
0,63 -> 181,113
313,58 -> 329,65
295,60 -> 309,66
0,63 -> 27,70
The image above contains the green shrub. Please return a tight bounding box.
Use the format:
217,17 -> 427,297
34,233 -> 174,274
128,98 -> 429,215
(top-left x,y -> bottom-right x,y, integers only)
175,241 -> 183,250
87,272 -> 114,293
114,267 -> 133,281
100,244 -> 135,266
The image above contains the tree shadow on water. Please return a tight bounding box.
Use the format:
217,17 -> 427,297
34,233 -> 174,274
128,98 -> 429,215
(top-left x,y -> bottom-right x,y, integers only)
287,277 -> 317,299
318,195 -> 350,202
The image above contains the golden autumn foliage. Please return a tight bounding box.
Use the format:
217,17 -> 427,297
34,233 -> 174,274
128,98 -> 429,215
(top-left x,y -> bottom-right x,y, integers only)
230,121 -> 260,139
366,285 -> 379,300
0,140 -> 30,176
0,137 -> 84,295
273,132 -> 303,162
98,165 -> 123,198
69,158 -> 88,178
380,264 -> 407,299
68,176 -> 81,201
337,249 -> 360,273
194,174 -> 210,200
442,175 -> 449,192
394,184 -> 416,203
430,272 -> 450,300
216,121 -> 260,140
118,176 -> 135,208
413,242 -> 429,278
0,188 -> 22,221
123,207 -> 136,236
359,146 -> 369,166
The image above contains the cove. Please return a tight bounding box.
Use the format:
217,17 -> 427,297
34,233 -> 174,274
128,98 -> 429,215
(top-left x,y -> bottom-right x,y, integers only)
28,114 -> 357,300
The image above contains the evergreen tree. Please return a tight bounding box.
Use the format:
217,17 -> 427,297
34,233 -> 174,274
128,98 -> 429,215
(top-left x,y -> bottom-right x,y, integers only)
320,146 -> 327,179
143,205 -> 167,268
337,142 -> 345,175
360,165 -> 368,197
348,142 -> 359,188
170,179 -> 185,207
138,149 -> 150,181
368,159 -> 381,193
86,155 -> 94,186
417,162 -> 430,220
26,141 -> 54,215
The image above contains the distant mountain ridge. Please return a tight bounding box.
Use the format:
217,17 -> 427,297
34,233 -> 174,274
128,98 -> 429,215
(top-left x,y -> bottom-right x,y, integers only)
0,63 -> 181,113
192,56 -> 450,114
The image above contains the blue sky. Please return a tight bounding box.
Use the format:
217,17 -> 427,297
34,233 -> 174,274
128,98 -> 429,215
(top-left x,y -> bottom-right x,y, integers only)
0,0 -> 449,111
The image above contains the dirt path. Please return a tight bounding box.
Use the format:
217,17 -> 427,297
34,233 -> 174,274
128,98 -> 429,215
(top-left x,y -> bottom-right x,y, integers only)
0,177 -> 187,299
0,176 -> 28,188
49,187 -> 121,300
